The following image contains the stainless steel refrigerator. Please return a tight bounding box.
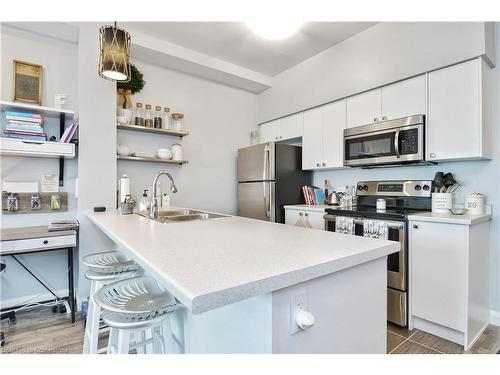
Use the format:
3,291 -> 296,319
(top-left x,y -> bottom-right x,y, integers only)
237,142 -> 312,223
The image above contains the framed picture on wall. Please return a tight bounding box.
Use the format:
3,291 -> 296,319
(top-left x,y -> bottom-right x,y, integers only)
12,60 -> 43,105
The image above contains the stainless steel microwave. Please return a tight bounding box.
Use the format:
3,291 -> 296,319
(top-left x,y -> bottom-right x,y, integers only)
343,115 -> 425,168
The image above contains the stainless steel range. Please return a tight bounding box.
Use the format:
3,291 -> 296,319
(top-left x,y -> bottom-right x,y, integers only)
324,180 -> 432,326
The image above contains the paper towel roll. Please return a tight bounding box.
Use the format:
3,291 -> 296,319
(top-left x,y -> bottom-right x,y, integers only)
119,174 -> 130,204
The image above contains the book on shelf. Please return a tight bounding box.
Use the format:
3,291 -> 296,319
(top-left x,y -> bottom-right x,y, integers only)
3,133 -> 47,141
59,123 -> 79,143
5,124 -> 44,133
5,111 -> 43,119
301,185 -> 325,205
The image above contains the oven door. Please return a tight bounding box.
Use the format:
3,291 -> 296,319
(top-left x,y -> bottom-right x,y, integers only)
344,124 -> 423,167
324,215 -> 406,289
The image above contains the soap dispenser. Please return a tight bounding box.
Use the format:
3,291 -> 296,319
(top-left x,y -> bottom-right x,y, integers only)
139,190 -> 149,213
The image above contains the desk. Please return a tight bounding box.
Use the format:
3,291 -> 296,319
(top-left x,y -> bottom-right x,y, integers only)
0,226 -> 77,323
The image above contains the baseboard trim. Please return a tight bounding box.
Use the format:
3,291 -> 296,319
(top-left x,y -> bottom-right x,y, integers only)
491,309 -> 500,327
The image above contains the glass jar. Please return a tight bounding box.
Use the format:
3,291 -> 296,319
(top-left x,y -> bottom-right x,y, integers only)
170,112 -> 184,131
154,106 -> 162,129
134,102 -> 144,126
250,130 -> 260,145
144,104 -> 154,128
163,107 -> 170,129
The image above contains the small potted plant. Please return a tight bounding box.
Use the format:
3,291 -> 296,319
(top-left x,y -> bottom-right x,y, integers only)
117,64 -> 145,124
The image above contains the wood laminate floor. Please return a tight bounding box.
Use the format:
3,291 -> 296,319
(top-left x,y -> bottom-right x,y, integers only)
1,306 -> 499,354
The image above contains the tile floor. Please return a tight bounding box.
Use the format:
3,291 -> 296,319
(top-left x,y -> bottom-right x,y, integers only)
1,307 -> 499,354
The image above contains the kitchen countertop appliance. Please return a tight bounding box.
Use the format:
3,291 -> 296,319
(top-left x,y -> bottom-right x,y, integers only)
237,143 -> 312,223
324,180 -> 433,326
343,115 -> 429,168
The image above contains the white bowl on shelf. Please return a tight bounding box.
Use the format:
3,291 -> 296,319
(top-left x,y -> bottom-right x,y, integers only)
156,148 -> 173,160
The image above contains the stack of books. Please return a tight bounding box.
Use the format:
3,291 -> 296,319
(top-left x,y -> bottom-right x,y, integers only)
302,185 -> 326,205
4,111 -> 47,141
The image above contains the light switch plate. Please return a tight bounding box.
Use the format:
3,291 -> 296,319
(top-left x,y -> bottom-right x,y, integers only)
290,290 -> 308,335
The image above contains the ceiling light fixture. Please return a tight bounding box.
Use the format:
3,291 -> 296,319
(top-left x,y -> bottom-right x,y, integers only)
98,22 -> 131,82
246,20 -> 303,40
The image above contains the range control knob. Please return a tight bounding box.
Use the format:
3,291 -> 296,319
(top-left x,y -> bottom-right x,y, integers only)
357,185 -> 364,191
423,184 -> 430,191
363,185 -> 369,191
415,184 -> 422,191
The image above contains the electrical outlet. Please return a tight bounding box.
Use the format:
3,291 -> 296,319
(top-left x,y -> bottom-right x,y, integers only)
290,291 -> 308,335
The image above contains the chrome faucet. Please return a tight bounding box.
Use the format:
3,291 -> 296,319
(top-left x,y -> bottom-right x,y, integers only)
149,171 -> 178,219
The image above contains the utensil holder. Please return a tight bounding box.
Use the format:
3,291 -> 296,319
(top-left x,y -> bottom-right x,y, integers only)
120,202 -> 135,215
432,193 -> 452,213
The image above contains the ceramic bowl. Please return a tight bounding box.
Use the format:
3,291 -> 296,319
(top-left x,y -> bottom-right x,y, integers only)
156,148 -> 173,160
117,115 -> 128,125
117,144 -> 130,156
449,208 -> 468,215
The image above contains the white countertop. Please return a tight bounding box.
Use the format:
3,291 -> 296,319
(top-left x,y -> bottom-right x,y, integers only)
86,208 -> 399,314
408,209 -> 492,225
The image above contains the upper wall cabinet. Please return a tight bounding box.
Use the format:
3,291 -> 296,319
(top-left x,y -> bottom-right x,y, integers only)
427,58 -> 491,162
346,75 -> 427,128
381,75 -> 427,121
259,113 -> 303,143
346,89 -> 381,128
303,99 -> 346,170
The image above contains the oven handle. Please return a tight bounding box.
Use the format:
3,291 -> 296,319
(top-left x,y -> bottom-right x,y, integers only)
394,129 -> 400,158
323,214 -> 404,230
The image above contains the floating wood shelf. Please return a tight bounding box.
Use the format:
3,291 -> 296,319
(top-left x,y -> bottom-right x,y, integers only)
117,124 -> 189,137
0,138 -> 75,158
117,155 -> 188,165
0,100 -> 75,119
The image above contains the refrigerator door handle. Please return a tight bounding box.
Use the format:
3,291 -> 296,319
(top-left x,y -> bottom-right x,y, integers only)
263,144 -> 270,181
264,181 -> 270,218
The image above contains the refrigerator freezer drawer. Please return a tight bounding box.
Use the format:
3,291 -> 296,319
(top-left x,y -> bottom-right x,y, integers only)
238,181 -> 275,221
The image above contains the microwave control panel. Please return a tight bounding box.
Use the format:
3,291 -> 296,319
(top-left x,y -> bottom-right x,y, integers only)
400,128 -> 419,155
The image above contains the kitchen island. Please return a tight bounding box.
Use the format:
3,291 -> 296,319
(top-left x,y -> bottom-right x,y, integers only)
86,208 -> 399,354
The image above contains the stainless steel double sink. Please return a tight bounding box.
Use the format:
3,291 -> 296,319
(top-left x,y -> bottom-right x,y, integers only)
138,209 -> 229,223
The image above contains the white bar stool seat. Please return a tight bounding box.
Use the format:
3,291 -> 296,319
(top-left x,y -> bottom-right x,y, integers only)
81,251 -> 142,354
94,275 -> 184,354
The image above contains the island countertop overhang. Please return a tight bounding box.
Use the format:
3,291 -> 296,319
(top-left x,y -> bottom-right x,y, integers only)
86,209 -> 400,314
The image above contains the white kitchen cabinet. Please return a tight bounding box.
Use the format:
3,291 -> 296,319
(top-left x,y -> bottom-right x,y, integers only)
346,89 -> 381,128
381,75 -> 427,121
280,113 -> 303,140
259,114 -> 303,143
427,58 -> 491,162
409,218 -> 490,350
303,100 -> 346,170
302,107 -> 324,169
285,207 -> 325,230
259,119 -> 281,143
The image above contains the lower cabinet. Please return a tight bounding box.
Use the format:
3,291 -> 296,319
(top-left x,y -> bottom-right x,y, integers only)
285,207 -> 325,230
409,219 -> 490,350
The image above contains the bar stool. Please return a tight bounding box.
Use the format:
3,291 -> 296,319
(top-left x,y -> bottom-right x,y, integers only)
81,251 -> 142,354
94,275 -> 184,354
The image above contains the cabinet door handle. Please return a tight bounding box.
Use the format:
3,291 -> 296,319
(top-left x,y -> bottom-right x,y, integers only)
373,117 -> 379,122
316,163 -> 321,167
299,212 -> 303,216
43,240 -> 49,244
429,153 -> 436,159
304,212 -> 309,217
382,116 -> 388,121
413,224 -> 419,229
279,136 -> 282,139
322,163 -> 326,167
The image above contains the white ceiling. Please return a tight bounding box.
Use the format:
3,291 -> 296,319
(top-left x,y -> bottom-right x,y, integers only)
122,22 -> 377,76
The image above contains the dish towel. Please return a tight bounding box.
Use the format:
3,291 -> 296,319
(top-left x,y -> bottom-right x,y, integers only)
363,219 -> 389,240
335,216 -> 355,235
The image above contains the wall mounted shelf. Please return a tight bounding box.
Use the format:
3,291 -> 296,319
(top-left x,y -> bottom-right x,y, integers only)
117,124 -> 189,137
0,138 -> 75,158
1,101 -> 76,187
117,155 -> 188,165
0,100 -> 75,120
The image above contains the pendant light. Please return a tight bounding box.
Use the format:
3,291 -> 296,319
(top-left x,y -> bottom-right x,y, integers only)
98,22 -> 131,82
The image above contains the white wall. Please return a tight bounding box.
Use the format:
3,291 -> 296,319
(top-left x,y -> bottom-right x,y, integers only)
258,22 -> 494,123
117,58 -> 258,214
258,22 -> 500,318
76,23 -> 117,300
0,24 -> 79,306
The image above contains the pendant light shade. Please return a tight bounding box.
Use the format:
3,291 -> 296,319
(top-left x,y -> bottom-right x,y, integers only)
98,23 -> 131,82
